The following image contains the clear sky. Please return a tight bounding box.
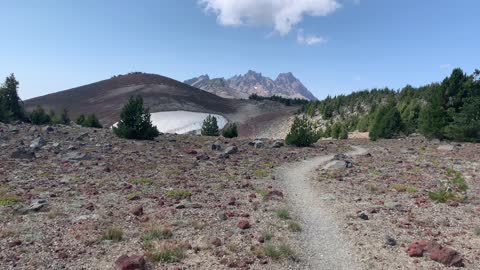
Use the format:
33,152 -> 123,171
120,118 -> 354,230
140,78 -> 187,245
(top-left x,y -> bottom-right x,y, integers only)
1,0 -> 479,100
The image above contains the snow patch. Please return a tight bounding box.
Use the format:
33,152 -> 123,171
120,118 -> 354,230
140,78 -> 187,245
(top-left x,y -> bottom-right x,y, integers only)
114,111 -> 227,135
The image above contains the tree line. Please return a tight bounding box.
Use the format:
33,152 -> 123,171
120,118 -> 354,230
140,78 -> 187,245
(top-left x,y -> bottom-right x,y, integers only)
0,74 -> 102,128
300,68 -> 480,142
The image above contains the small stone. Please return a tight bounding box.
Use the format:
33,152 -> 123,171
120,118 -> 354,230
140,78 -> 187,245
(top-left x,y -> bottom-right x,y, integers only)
132,205 -> 143,216
30,137 -> 46,149
8,240 -> 22,247
82,202 -> 95,211
10,148 -> 36,159
212,142 -> 222,151
386,236 -> 397,246
237,219 -> 250,229
114,255 -> 146,270
271,140 -> 284,148
211,237 -> 222,247
196,153 -> 210,161
224,146 -> 238,155
358,213 -> 369,220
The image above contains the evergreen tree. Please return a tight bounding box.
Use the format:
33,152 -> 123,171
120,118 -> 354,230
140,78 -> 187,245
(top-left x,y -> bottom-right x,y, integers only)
285,116 -> 319,147
443,96 -> 480,142
331,122 -> 342,139
201,115 -> 219,136
113,96 -> 159,140
83,113 -> 103,128
1,74 -> 24,120
76,114 -> 86,125
339,125 -> 348,140
418,96 -> 448,139
0,92 -> 12,122
29,106 -> 52,125
356,115 -> 370,132
369,105 -> 403,141
222,122 -> 238,138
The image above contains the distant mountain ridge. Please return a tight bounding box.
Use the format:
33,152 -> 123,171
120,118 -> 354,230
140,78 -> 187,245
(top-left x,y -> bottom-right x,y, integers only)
185,70 -> 317,100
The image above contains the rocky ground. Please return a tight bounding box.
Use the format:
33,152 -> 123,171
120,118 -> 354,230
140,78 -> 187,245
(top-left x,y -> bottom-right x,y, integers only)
311,137 -> 480,269
0,123 -> 337,270
1,123 -> 479,269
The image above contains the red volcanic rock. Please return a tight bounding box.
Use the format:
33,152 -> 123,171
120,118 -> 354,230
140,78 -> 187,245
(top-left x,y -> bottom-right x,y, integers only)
114,255 -> 146,270
237,219 -> 251,230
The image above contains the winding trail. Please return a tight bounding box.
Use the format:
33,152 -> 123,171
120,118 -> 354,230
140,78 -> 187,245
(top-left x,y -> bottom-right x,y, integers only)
276,146 -> 367,270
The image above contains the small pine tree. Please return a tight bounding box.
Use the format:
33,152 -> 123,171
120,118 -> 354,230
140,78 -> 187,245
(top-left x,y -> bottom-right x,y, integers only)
222,122 -> 238,138
29,105 -> 52,125
113,96 -> 159,140
331,122 -> 342,139
285,116 -> 319,147
369,105 -> 403,141
0,92 -> 12,123
339,125 -> 348,140
1,74 -> 24,120
201,115 -> 219,136
83,113 -> 103,128
356,115 -> 370,132
76,114 -> 86,125
418,103 -> 447,139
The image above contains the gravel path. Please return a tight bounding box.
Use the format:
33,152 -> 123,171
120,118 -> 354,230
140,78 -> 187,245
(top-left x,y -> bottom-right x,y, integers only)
277,146 -> 367,270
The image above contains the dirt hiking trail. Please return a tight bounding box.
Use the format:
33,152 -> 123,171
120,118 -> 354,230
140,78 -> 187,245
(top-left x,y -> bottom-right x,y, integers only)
277,146 -> 367,270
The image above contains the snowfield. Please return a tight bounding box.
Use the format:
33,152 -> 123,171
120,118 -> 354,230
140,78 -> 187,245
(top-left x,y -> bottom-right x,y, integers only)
130,111 -> 228,134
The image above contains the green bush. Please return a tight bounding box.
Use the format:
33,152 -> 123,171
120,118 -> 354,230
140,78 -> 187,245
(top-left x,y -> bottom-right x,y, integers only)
77,113 -> 103,128
51,108 -> 70,125
222,122 -> 238,138
29,106 -> 52,125
113,96 -> 159,140
201,115 -> 219,136
285,116 -> 319,147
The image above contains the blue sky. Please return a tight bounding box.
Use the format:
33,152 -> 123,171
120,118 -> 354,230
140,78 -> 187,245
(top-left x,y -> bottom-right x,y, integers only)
1,0 -> 479,100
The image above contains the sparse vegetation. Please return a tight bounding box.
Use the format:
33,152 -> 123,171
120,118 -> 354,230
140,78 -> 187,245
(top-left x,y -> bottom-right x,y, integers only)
147,242 -> 186,263
165,189 -> 191,198
263,243 -> 297,261
287,221 -> 302,232
142,226 -> 172,244
254,169 -> 269,178
113,96 -> 159,140
130,177 -> 153,185
276,208 -> 290,219
389,183 -> 418,193
428,171 -> 468,203
102,227 -> 123,242
0,194 -> 23,206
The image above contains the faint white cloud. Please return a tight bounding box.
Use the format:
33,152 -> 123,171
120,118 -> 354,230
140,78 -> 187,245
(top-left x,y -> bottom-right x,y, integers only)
297,29 -> 328,45
199,0 -> 341,35
440,64 -> 452,69
353,75 -> 362,81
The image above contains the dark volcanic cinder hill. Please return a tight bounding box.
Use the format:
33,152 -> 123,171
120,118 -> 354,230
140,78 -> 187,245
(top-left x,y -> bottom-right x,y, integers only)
185,70 -> 317,100
24,72 -> 300,137
25,73 -> 242,126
